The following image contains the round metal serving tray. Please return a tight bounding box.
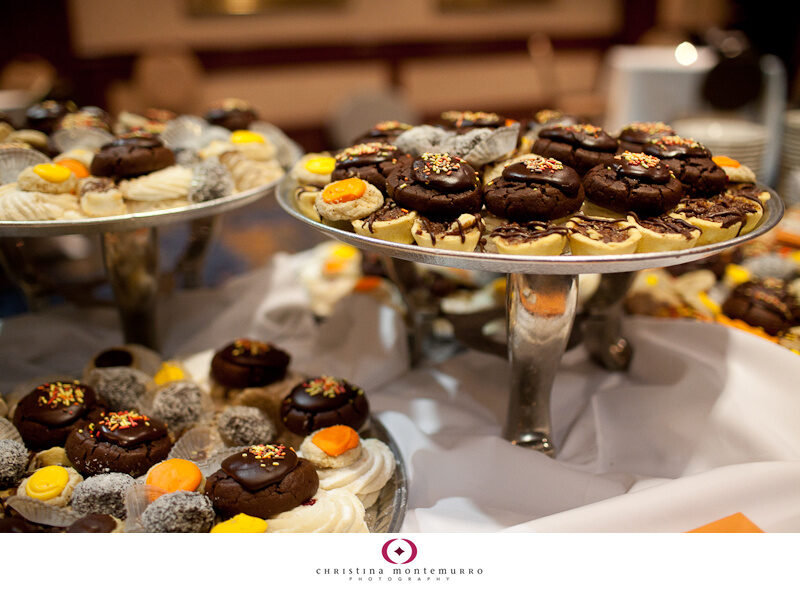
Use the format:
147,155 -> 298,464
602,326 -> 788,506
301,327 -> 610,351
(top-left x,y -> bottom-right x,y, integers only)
276,176 -> 784,274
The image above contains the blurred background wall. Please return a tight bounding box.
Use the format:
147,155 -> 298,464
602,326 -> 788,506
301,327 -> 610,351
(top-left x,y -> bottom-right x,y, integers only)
7,0 -> 793,153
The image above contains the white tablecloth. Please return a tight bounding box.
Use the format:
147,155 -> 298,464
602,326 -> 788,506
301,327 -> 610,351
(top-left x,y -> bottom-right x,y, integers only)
2,251 -> 800,532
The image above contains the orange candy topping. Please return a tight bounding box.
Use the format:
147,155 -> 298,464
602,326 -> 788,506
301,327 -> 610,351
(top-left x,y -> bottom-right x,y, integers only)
322,178 -> 366,204
712,155 -> 741,168
56,158 -> 90,178
146,458 -> 203,493
312,425 -> 360,457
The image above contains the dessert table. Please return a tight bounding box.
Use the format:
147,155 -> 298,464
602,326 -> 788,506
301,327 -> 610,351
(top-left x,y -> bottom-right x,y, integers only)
2,249 -> 799,532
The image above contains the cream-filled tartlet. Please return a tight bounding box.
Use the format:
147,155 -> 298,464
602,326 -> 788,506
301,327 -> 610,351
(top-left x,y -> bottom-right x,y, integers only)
490,221 -> 569,255
299,425 -> 395,508
291,153 -> 336,187
352,199 -> 417,244
411,213 -> 482,252
16,465 -> 82,507
670,197 -> 746,246
626,212 -> 701,252
78,177 -> 127,217
315,178 -> 384,222
566,215 -> 641,255
266,487 -> 368,533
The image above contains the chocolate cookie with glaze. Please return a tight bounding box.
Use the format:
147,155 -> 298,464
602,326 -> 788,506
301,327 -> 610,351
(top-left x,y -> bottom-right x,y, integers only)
616,121 -> 675,153
281,377 -> 369,437
484,155 -> 583,221
386,152 -> 482,218
643,135 -> 727,197
439,110 -> 510,134
583,151 -> 684,217
353,120 -> 414,145
25,100 -> 77,135
722,279 -> 800,336
330,142 -> 405,193
13,381 -> 102,451
204,444 -> 318,519
211,339 -> 291,390
204,98 -> 258,131
533,123 -> 618,174
64,410 -> 172,477
90,136 -> 175,179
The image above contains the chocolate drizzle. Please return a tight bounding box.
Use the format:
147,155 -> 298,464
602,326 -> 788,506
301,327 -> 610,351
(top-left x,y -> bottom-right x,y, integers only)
676,195 -> 755,229
416,214 -> 483,245
221,444 -> 298,492
360,199 -> 412,233
570,214 -> 634,243
628,212 -> 698,237
491,221 -> 571,244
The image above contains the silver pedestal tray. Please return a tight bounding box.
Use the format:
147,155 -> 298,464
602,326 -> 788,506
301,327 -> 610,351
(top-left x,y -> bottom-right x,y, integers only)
0,137 -> 301,351
277,177 -> 784,455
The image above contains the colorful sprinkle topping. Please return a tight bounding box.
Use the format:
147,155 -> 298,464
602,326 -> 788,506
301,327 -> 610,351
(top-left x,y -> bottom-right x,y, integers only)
517,156 -> 564,173
336,142 -> 397,161
652,135 -> 701,148
617,151 -> 661,168
564,123 -> 603,135
303,376 -> 360,398
36,381 -> 85,408
374,120 -> 412,132
248,444 -> 287,461
442,110 -> 500,125
624,121 -> 673,134
535,109 -> 564,124
419,152 -> 462,175
96,411 -> 151,432
231,338 -> 271,356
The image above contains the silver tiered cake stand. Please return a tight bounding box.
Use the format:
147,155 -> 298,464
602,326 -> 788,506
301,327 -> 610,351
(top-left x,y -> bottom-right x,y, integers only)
0,134 -> 301,351
277,178 -> 784,455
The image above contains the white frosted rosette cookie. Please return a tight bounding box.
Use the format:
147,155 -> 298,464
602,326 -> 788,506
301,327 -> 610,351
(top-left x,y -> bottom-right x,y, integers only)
219,150 -> 283,192
118,165 -> 192,202
0,183 -> 83,221
299,425 -> 395,508
266,487 -> 368,533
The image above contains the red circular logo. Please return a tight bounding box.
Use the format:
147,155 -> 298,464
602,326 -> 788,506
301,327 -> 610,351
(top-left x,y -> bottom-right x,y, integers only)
381,538 -> 418,564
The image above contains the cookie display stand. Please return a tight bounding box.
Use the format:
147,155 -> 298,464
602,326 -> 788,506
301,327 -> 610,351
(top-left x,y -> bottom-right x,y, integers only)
277,177 -> 784,455
0,141 -> 300,351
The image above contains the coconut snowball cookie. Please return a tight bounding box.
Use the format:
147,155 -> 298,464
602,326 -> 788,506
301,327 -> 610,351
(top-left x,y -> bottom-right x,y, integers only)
148,380 -> 206,434
84,366 -> 151,412
615,121 -> 675,153
484,155 -> 584,221
216,405 -> 276,447
533,123 -> 618,174
300,425 -> 395,509
0,439 -> 29,489
70,472 -> 135,519
330,141 -> 405,192
16,465 -> 83,507
141,490 -> 216,533
386,152 -> 482,217
643,135 -> 727,197
314,177 -> 384,222
204,444 -> 319,519
583,151 -> 685,217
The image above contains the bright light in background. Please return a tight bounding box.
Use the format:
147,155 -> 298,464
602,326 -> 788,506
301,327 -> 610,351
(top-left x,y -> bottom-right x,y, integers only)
674,42 -> 699,66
